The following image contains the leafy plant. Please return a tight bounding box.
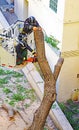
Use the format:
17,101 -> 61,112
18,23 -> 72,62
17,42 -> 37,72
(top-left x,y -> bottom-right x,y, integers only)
12,93 -> 26,101
0,67 -> 14,75
24,103 -> 30,108
11,88 -> 36,101
0,77 -> 9,84
25,89 -> 36,101
59,100 -> 79,130
0,66 -> 36,109
15,78 -> 22,82
8,100 -> 16,106
3,87 -> 12,94
0,68 -> 6,75
45,35 -> 59,50
16,84 -> 26,92
44,127 -> 48,130
0,84 -> 5,88
12,71 -> 24,77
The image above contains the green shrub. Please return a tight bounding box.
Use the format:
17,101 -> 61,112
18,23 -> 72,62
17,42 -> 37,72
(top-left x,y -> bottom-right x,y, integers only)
0,77 -> 9,84
59,100 -> 79,130
45,35 -> 59,50
3,87 -> 12,94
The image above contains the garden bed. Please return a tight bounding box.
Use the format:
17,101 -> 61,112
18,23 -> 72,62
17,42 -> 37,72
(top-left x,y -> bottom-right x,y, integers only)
0,66 -> 56,130
0,66 -> 36,108
59,99 -> 79,130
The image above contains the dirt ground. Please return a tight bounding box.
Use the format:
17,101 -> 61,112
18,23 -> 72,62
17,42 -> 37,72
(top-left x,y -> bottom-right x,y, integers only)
0,101 -> 40,130
0,101 -> 56,130
0,65 -> 56,130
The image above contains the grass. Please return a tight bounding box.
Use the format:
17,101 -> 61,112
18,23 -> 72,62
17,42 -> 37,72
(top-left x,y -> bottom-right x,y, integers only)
3,87 -> 12,94
0,77 -> 9,84
0,67 -> 24,77
12,71 -> 24,77
5,86 -> 36,106
0,66 -> 36,108
12,93 -> 26,101
44,128 -> 48,130
0,67 -> 14,75
58,99 -> 79,130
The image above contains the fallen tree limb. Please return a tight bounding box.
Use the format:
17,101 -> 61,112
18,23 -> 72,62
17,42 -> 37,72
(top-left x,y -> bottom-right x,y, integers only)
2,103 -> 28,124
2,103 -> 16,119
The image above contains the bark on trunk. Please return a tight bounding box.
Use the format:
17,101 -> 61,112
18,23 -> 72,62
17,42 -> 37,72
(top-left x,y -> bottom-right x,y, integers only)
28,27 -> 64,130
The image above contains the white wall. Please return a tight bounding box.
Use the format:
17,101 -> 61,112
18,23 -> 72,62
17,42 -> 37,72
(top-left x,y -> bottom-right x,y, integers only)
14,0 -> 28,21
28,0 -> 65,42
58,0 -> 79,102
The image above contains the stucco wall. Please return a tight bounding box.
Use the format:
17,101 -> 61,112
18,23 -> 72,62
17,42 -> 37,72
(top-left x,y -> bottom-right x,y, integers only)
64,0 -> 79,23
58,56 -> 79,102
14,0 -> 28,21
62,0 -> 79,52
58,0 -> 79,102
62,23 -> 79,51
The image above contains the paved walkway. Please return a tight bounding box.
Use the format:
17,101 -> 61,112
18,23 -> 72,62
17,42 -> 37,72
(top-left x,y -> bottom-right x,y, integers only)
0,10 -> 9,29
2,10 -> 18,25
0,0 -> 18,25
0,0 -> 8,6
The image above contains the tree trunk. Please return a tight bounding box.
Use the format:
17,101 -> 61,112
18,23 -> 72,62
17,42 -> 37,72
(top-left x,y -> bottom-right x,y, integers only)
28,27 -> 64,130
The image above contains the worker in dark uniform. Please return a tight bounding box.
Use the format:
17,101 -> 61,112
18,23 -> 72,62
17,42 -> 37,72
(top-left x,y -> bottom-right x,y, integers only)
16,16 -> 39,65
15,33 -> 37,65
22,16 -> 40,34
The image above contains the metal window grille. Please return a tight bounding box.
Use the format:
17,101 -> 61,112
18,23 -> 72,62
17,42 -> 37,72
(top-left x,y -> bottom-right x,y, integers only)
49,0 -> 58,13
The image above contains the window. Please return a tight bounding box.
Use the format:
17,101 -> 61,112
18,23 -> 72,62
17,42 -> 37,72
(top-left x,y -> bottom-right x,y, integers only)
49,0 -> 58,13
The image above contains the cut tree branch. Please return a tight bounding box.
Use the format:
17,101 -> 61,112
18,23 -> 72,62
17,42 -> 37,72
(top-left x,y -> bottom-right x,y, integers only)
27,27 -> 64,130
53,57 -> 64,80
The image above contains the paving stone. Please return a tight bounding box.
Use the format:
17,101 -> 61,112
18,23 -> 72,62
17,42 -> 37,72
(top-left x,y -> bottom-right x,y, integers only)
0,0 -> 18,25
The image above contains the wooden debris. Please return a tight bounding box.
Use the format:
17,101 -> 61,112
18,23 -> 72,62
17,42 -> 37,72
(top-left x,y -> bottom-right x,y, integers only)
2,103 -> 16,119
1,103 -> 28,125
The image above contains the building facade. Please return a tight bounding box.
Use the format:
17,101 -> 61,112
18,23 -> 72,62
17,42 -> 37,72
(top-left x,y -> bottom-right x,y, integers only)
28,0 -> 65,42
58,0 -> 79,102
13,0 -> 79,102
14,0 -> 28,20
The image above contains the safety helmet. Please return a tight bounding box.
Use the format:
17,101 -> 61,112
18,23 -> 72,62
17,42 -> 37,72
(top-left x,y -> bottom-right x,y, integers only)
29,16 -> 36,24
